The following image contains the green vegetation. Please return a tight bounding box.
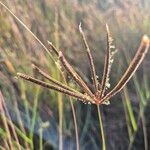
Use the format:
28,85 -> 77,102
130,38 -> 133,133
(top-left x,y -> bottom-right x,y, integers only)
0,0 -> 150,150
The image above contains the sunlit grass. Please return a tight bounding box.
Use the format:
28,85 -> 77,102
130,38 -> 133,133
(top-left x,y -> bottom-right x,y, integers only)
0,0 -> 150,150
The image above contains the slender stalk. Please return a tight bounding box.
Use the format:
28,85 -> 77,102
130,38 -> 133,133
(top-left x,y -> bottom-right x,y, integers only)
3,137 -> 10,149
0,113 -> 13,149
123,87 -> 137,132
6,118 -> 32,145
20,80 -> 31,130
60,72 -> 80,150
0,1 -> 56,64
0,94 -> 22,150
0,91 -> 23,149
0,107 -> 12,149
13,97 -> 30,149
142,113 -> 148,150
4,104 -> 21,150
121,93 -> 132,141
70,100 -> 80,150
53,10 -> 63,150
128,107 -> 145,150
29,87 -> 41,143
39,128 -> 43,150
97,105 -> 106,150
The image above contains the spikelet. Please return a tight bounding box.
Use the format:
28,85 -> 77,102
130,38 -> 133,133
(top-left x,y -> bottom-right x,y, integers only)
17,73 -> 95,103
79,23 -> 98,92
59,51 -> 94,98
105,24 -> 117,90
99,24 -> 117,102
100,35 -> 149,104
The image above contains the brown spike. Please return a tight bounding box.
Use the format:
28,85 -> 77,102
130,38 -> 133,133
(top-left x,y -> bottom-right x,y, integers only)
17,73 -> 95,103
100,35 -> 149,104
32,64 -> 81,94
47,41 -> 59,56
79,23 -> 98,92
59,51 -> 94,98
99,24 -> 116,98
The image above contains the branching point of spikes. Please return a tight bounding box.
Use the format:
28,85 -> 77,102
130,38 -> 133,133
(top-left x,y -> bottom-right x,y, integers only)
17,26 -> 149,106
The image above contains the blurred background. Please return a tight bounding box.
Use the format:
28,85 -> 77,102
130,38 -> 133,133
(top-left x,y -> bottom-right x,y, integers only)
0,0 -> 150,149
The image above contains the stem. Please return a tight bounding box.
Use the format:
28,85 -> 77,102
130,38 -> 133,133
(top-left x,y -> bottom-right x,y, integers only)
39,128 -> 43,150
123,87 -> 137,132
54,9 -> 63,150
29,87 -> 41,147
97,105 -> 106,150
140,105 -> 148,150
59,63 -> 79,150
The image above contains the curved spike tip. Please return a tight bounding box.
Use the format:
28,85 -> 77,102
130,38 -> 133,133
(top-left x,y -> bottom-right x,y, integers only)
142,35 -> 149,46
31,64 -> 36,69
47,41 -> 52,45
17,72 -> 25,78
58,51 -> 63,57
105,23 -> 109,31
17,72 -> 21,76
79,22 -> 83,33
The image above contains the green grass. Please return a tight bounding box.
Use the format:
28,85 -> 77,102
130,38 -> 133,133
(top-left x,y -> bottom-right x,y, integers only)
0,0 -> 150,149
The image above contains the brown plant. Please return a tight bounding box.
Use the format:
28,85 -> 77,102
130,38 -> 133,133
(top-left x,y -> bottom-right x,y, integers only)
17,25 -> 150,105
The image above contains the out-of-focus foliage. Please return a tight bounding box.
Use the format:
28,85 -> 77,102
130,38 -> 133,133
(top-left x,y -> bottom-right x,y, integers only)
0,0 -> 150,149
